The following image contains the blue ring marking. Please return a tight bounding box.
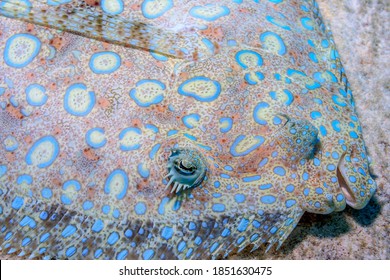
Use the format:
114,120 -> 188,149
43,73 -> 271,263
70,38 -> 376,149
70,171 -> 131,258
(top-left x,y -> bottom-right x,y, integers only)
212,203 -> 225,212
107,232 -> 120,245
253,102 -> 270,125
82,201 -> 94,211
129,79 -> 165,107
273,166 -> 286,176
260,195 -> 276,204
282,89 -> 294,106
182,113 -> 201,129
260,31 -> 286,55
331,120 -> 341,132
235,50 -> 263,69
244,72 -> 265,85
91,219 -> 104,233
137,163 -> 150,178
145,124 -> 159,134
135,202 -> 147,215
285,184 -> 295,193
64,83 -> 95,116
141,0 -> 173,19
189,4 -> 230,21
350,131 -> 359,139
332,95 -> 347,107
17,174 -> 32,185
25,136 -> 60,168
301,17 -> 314,30
149,143 -> 161,160
310,111 -> 322,120
234,194 -> 246,203
119,127 -> 142,151
142,249 -> 155,260
85,127 -> 107,149
161,226 -> 174,240
61,225 -> 77,238
101,0 -> 124,15
230,135 -> 265,157
237,218 -> 249,232
242,175 -> 261,182
266,15 -> 291,30
178,76 -> 221,102
259,183 -> 272,190
116,249 -> 128,260
61,180 -> 81,205
104,169 -> 129,200
41,188 -> 52,199
219,117 -> 233,133
89,51 -> 121,74
158,197 -> 170,215
4,33 -> 41,68
65,246 -> 76,258
25,84 -> 48,106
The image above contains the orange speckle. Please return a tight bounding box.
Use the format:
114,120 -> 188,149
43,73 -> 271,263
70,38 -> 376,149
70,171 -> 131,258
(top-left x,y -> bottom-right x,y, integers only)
97,97 -> 110,109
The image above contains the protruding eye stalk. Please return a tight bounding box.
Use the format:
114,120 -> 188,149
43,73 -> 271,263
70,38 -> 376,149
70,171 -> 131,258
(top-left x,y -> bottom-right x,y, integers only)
165,148 -> 207,194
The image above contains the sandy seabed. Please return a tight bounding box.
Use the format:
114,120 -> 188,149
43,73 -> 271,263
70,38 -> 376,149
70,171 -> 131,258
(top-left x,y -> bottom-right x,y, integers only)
1,0 -> 389,260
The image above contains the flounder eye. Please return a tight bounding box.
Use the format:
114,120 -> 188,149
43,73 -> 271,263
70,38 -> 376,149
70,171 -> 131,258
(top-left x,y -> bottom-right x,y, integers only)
164,148 -> 207,193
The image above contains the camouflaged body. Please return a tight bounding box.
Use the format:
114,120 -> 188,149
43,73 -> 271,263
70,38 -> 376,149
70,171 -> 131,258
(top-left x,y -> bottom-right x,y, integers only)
0,0 -> 376,259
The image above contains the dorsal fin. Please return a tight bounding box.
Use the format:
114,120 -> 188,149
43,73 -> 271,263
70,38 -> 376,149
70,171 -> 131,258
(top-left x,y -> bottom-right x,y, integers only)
0,0 -> 211,61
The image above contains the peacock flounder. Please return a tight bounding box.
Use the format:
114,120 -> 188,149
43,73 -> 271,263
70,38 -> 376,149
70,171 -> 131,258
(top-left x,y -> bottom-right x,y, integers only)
0,0 -> 377,259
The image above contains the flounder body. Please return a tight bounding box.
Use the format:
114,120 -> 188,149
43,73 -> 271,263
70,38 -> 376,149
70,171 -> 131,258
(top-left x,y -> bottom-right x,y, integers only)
0,0 -> 377,259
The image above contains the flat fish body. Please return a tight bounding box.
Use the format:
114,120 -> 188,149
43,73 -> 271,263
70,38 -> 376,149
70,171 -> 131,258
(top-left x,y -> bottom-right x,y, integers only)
0,0 -> 376,259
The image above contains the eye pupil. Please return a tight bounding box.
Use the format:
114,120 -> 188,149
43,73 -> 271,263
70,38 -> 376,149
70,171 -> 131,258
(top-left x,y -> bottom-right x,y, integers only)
178,160 -> 195,174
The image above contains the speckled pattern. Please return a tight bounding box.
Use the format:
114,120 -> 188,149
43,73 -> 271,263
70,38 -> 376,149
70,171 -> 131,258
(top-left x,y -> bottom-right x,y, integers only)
0,0 -> 387,260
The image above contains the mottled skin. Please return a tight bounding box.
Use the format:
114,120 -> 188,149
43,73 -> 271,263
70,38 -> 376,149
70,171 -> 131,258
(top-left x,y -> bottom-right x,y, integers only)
0,0 -> 377,259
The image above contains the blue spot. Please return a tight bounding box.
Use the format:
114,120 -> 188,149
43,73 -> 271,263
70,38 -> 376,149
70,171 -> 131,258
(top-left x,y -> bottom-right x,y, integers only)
41,188 -> 52,199
273,166 -> 286,176
242,175 -> 261,182
102,205 -> 110,214
178,241 -> 187,253
214,181 -> 220,188
259,183 -> 272,190
349,176 -> 357,183
260,195 -> 276,204
39,211 -> 48,220
143,249 -> 155,260
161,226 -> 174,240
94,249 -> 103,259
212,203 -> 225,212
270,227 -> 278,234
303,188 -> 310,196
310,111 -> 322,120
253,221 -> 261,229
66,246 -> 77,258
21,237 -> 31,247
92,219 -> 104,233
230,135 -> 264,156
315,188 -> 323,194
158,197 -> 169,215
107,232 -> 120,245
124,229 -> 133,238
116,249 -> 128,260
285,184 -> 295,193
62,225 -> 77,238
331,120 -> 341,132
314,202 -> 321,208
237,218 -> 249,232
319,125 -> 327,136
137,163 -> 150,178
149,143 -> 161,160
303,172 -> 309,181
234,194 -> 246,203
327,164 -> 336,171
210,242 -> 220,253
350,131 -> 358,139
40,233 -> 50,243
221,228 -> 231,237
259,158 -> 268,167
309,52 -> 318,63
285,199 -> 296,208
188,222 -> 197,231
11,196 -> 24,210
135,202 -> 147,215
266,15 -> 291,30
82,200 -> 94,211
301,17 -> 314,30
313,158 -> 321,166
